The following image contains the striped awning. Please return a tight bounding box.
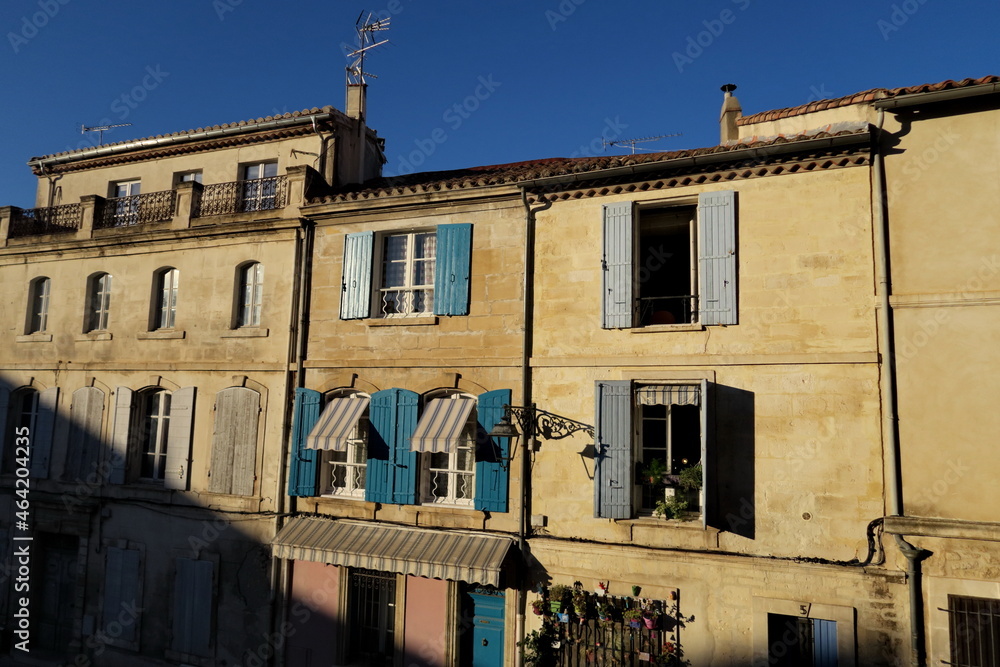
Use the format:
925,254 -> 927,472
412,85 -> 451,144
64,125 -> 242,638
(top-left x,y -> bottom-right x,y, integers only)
272,517 -> 513,586
635,384 -> 700,407
305,397 -> 369,451
409,398 -> 475,453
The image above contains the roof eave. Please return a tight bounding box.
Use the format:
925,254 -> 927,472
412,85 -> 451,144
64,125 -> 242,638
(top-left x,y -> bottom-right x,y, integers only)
875,82 -> 1000,110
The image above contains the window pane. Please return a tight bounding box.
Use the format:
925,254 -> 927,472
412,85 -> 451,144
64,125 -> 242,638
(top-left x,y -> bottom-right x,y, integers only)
263,162 -> 278,178
243,164 -> 261,180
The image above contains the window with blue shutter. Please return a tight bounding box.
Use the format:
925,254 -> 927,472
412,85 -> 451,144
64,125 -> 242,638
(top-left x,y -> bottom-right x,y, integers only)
602,202 -> 634,329
103,545 -> 142,648
172,558 -> 214,657
698,191 -> 738,325
594,381 -> 632,519
366,388 -> 419,505
474,389 -> 512,512
434,223 -> 472,316
288,388 -> 321,496
341,231 -> 374,319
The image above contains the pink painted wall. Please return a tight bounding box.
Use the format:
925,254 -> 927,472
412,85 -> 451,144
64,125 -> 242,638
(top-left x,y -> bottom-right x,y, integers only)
284,561 -> 341,667
403,576 -> 449,667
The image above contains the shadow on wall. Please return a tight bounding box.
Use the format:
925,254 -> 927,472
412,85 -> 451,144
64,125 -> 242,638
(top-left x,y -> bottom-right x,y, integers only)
711,385 -> 755,540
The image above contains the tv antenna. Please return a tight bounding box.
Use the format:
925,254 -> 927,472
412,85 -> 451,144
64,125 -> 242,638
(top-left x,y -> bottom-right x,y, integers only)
603,133 -> 682,154
81,122 -> 132,146
346,11 -> 390,85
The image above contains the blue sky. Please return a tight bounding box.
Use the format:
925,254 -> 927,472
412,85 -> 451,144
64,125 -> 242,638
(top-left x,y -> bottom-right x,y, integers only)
0,0 -> 997,207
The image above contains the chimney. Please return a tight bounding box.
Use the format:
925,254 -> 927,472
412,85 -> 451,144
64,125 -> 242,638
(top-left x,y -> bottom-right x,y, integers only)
346,83 -> 367,121
720,83 -> 742,144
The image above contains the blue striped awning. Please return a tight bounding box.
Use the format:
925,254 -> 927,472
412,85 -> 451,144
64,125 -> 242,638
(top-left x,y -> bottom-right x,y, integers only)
410,398 -> 475,453
635,385 -> 700,407
305,397 -> 369,451
271,517 -> 513,586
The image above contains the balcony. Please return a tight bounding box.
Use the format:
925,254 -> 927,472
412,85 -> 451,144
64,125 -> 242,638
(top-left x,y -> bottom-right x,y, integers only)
197,176 -> 288,217
8,204 -> 81,238
96,190 -> 176,229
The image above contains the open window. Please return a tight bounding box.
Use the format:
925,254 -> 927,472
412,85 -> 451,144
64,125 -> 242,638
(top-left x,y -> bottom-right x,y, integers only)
234,261 -> 263,328
26,276 -> 51,334
109,386 -> 196,488
151,267 -> 179,330
85,272 -> 112,332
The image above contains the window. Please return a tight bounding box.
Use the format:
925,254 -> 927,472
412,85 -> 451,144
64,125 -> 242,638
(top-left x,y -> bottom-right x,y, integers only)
240,161 -> 278,211
594,381 -> 707,523
26,277 -> 51,333
287,386 -> 511,512
174,170 -> 203,185
172,557 -> 215,658
111,180 -> 141,226
153,268 -> 179,330
109,386 -> 196,488
602,191 -> 737,328
347,569 -> 396,664
317,390 -> 369,498
3,388 -> 38,474
236,262 -> 263,327
1,386 -> 58,479
86,272 -> 112,332
946,595 -> 1000,667
766,614 -> 838,667
208,387 -> 260,496
340,224 -> 472,320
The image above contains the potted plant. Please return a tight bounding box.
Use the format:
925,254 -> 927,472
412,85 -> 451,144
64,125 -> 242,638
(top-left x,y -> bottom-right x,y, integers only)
654,494 -> 689,520
531,598 -> 546,615
548,584 -> 570,613
623,608 -> 643,628
678,462 -> 703,492
572,588 -> 588,620
640,458 -> 668,485
519,623 -> 558,667
596,600 -> 610,621
631,585 -> 642,597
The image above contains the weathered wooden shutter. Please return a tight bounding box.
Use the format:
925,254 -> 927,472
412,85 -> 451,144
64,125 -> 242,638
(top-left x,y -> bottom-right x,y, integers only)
164,387 -> 196,490
699,378 -> 709,530
340,231 -> 374,319
172,558 -> 213,657
474,389 -> 512,512
594,381 -> 632,519
67,387 -> 105,482
104,546 -> 141,644
698,190 -> 737,325
366,389 -> 397,504
813,619 -> 839,667
209,387 -> 259,495
392,390 -> 419,505
288,388 -> 320,496
109,388 -> 133,484
434,223 -> 473,316
602,202 -> 634,329
0,387 -> 10,470
29,387 -> 59,479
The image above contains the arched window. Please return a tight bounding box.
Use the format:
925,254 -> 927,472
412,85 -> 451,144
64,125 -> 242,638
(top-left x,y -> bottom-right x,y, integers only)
86,272 -> 112,332
236,262 -> 263,327
418,390 -> 477,506
26,277 -> 51,334
153,268 -> 179,330
134,389 -> 171,481
3,388 -> 39,474
319,389 -> 370,498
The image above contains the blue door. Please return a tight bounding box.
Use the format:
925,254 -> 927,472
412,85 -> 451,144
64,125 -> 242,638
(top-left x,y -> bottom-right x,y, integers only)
469,588 -> 505,667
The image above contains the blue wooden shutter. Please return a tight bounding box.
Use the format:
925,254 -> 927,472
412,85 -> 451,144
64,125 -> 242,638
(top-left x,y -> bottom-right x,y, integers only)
474,389 -> 512,512
164,387 -> 196,490
594,381 -> 632,519
366,389 -> 397,503
812,619 -> 839,667
30,387 -> 59,479
173,558 -> 213,657
109,387 -> 133,485
434,223 -> 472,316
288,388 -> 320,496
698,190 -> 737,325
392,390 -> 419,505
602,202 -> 634,329
341,231 -> 374,319
104,546 -> 141,644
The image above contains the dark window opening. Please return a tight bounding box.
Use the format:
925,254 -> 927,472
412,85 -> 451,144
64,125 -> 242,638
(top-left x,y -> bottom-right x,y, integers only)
638,403 -> 701,513
637,207 -> 695,325
948,594 -> 1000,667
348,568 -> 396,665
767,613 -> 838,667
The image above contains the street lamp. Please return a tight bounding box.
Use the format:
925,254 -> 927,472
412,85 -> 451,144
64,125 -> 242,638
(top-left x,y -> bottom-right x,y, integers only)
488,403 -> 594,469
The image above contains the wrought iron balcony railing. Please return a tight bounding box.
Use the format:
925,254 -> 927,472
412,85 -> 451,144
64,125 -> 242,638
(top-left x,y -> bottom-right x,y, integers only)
96,190 -> 176,229
9,204 -> 82,238
196,176 -> 288,217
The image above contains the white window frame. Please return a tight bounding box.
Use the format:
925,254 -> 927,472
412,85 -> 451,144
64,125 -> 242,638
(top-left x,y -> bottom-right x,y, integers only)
87,272 -> 112,332
174,170 -> 203,185
111,180 -> 142,226
374,231 -> 437,318
320,390 -> 370,499
634,392 -> 703,516
236,262 -> 263,328
240,161 -> 278,212
134,389 -> 171,482
27,276 -> 51,333
419,391 -> 476,507
154,268 -> 179,330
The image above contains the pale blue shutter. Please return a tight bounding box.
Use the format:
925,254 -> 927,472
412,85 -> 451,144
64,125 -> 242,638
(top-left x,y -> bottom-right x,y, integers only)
812,619 -> 839,667
366,389 -> 397,504
594,381 -> 632,519
0,387 -> 9,468
288,388 -> 320,496
341,231 -> 374,319
109,387 -> 133,485
434,223 -> 472,316
164,387 -> 196,490
173,558 -> 213,657
67,387 -> 104,482
474,389 -> 511,512
602,202 -> 634,329
29,387 -> 59,479
104,547 -> 141,644
392,390 -> 419,505
698,190 -> 737,325
209,387 -> 259,495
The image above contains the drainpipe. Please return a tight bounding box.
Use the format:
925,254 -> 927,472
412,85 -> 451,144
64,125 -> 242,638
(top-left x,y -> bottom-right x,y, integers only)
872,107 -> 930,667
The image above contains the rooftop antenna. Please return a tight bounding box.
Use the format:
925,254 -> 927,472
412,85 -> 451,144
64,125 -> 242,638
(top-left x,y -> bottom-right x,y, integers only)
346,11 -> 390,85
603,133 -> 682,154
80,122 -> 132,146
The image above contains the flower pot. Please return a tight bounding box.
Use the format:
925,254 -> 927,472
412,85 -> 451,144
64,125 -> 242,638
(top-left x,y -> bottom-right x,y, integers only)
643,615 -> 658,630
549,600 -> 563,614
628,619 -> 642,629
631,585 -> 641,597
557,612 -> 570,623
532,606 -> 544,616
